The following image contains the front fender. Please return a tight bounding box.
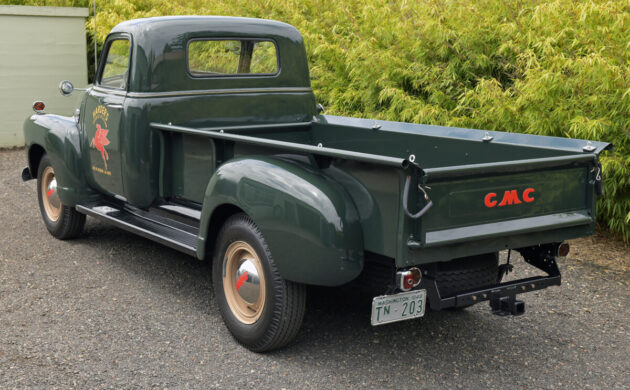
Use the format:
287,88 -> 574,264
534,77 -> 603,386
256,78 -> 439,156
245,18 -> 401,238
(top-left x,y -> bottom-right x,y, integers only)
24,114 -> 94,205
198,156 -> 364,286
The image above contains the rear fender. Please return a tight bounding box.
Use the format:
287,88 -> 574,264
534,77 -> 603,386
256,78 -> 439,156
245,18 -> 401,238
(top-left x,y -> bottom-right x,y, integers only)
198,156 -> 364,286
24,114 -> 95,205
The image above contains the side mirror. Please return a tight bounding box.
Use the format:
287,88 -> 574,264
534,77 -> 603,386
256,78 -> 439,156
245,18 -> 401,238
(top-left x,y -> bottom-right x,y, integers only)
59,80 -> 75,96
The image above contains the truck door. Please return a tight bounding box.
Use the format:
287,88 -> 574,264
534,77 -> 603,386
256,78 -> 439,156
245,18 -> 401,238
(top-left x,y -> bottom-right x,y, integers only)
82,35 -> 130,197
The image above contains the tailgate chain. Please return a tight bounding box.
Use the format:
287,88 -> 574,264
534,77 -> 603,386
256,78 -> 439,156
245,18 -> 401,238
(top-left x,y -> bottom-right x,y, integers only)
591,163 -> 603,196
403,176 -> 433,219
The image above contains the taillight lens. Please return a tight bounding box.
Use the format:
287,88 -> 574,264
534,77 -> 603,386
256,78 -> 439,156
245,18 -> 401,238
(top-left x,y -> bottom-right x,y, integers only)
397,267 -> 422,291
557,242 -> 570,257
32,101 -> 45,113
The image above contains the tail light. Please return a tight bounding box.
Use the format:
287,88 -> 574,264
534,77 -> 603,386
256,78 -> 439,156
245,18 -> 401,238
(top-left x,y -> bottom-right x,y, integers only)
396,267 -> 422,291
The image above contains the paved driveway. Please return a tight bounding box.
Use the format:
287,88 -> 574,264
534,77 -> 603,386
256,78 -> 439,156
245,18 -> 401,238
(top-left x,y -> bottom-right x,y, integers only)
1,149 -> 628,389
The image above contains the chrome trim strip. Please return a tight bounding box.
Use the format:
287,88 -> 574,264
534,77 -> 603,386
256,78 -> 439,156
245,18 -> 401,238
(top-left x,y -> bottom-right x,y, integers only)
92,86 -> 128,97
126,87 -> 312,98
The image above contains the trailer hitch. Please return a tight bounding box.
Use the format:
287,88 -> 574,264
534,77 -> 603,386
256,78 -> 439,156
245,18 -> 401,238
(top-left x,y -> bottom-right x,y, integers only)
490,294 -> 525,316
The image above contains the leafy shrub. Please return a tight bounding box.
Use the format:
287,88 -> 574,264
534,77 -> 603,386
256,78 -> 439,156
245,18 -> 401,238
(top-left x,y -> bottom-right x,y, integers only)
10,0 -> 630,240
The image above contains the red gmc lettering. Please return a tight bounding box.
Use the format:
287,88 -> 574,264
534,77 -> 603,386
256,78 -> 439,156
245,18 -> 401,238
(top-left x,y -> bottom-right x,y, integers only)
522,188 -> 535,203
485,188 -> 535,208
498,190 -> 522,206
484,192 -> 497,207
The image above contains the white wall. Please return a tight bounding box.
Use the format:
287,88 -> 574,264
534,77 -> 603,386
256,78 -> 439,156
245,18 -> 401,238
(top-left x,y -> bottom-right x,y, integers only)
0,6 -> 89,147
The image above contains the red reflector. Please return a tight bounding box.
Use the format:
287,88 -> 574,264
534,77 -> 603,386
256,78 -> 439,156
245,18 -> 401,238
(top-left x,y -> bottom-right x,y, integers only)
410,268 -> 421,284
33,101 -> 45,112
404,274 -> 414,289
557,243 -> 570,257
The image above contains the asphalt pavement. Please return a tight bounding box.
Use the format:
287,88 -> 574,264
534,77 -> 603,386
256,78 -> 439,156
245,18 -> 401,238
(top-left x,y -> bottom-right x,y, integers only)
1,149 -> 629,389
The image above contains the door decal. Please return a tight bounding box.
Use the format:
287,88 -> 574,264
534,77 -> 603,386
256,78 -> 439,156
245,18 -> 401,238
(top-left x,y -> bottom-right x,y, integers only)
90,105 -> 111,175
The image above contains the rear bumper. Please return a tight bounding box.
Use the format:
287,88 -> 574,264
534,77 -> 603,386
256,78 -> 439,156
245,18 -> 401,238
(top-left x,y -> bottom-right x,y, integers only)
422,273 -> 561,311
422,243 -> 562,312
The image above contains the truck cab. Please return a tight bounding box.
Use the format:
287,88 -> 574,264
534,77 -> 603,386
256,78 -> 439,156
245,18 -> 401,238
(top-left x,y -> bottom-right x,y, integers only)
82,17 -> 315,207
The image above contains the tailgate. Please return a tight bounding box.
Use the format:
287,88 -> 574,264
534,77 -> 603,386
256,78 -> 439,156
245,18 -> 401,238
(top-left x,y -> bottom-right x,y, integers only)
415,154 -> 598,248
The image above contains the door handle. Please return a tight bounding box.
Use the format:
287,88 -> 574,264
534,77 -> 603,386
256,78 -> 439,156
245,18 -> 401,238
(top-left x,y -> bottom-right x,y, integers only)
104,104 -> 123,109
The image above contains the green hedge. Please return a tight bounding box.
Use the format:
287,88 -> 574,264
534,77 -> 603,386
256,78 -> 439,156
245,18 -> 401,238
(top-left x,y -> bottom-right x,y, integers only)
10,0 -> 630,241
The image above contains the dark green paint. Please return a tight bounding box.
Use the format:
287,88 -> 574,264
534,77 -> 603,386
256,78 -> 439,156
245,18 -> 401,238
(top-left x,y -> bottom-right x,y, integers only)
197,156 -> 364,285
23,113 -> 96,205
110,16 -> 312,93
423,167 -> 587,231
82,86 -> 125,196
23,16 -> 611,287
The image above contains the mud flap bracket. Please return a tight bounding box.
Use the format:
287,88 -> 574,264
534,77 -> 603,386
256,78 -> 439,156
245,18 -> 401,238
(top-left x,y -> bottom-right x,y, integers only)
21,166 -> 33,181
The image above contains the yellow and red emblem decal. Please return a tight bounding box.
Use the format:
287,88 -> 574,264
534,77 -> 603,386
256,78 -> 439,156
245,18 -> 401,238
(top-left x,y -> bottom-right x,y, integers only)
90,105 -> 111,175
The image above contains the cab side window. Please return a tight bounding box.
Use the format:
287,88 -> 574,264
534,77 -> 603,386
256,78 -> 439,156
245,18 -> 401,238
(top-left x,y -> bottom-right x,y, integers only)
99,39 -> 130,89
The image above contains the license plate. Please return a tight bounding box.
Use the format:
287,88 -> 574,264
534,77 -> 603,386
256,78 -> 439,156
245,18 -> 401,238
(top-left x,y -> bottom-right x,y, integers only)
371,289 -> 426,326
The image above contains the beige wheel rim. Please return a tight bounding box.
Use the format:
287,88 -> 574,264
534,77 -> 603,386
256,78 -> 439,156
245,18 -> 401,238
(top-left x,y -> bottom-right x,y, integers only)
41,166 -> 61,222
222,241 -> 266,324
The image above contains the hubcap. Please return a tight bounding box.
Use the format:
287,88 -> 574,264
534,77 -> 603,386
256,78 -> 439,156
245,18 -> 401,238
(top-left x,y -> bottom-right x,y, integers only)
235,259 -> 261,303
41,166 -> 61,222
223,241 -> 266,324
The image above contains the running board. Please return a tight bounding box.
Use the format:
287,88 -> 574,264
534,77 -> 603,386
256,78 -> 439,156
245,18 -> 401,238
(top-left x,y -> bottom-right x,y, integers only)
75,203 -> 198,257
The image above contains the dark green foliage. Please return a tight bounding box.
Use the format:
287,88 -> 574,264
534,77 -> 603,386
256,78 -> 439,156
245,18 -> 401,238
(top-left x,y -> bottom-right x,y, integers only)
7,0 -> 629,240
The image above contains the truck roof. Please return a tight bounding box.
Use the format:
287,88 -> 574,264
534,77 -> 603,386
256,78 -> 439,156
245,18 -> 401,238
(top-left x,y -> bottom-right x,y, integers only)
108,16 -> 312,93
111,15 -> 301,38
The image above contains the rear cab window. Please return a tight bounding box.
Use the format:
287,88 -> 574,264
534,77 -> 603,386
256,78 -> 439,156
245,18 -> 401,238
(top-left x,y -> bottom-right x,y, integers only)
187,39 -> 279,77
99,38 -> 131,89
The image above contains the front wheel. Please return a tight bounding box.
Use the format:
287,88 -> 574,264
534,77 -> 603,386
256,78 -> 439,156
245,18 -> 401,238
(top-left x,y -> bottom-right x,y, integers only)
36,154 -> 85,239
212,213 -> 306,352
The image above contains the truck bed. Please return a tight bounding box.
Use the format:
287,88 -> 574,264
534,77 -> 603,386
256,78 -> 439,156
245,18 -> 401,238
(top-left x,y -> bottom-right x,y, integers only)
151,115 -> 610,266
198,115 -> 602,167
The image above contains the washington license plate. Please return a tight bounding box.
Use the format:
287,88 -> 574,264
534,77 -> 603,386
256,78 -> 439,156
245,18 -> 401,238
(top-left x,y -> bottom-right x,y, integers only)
371,289 -> 426,326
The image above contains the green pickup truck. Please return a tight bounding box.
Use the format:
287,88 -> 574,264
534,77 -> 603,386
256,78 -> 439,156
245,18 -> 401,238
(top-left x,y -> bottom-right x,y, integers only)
22,16 -> 611,352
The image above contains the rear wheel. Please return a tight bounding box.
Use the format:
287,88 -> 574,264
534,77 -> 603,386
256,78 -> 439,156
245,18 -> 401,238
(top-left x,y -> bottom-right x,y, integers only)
212,213 -> 306,352
36,154 -> 85,239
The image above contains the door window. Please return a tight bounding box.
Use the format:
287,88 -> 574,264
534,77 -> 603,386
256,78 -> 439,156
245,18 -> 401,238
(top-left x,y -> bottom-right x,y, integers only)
99,39 -> 130,89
